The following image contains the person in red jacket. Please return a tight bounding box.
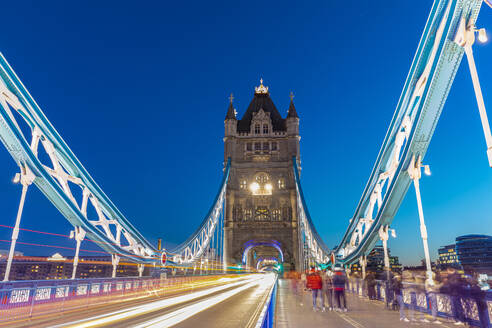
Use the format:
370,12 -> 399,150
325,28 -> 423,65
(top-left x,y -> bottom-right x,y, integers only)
306,266 -> 323,311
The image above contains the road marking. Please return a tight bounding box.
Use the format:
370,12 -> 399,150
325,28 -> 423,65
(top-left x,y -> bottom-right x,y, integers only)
54,275 -> 262,328
134,274 -> 276,328
337,312 -> 365,328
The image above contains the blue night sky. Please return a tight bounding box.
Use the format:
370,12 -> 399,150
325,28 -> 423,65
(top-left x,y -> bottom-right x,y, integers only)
0,1 -> 491,265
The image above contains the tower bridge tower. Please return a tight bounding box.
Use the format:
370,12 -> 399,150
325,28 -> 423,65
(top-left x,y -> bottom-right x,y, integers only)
223,80 -> 301,271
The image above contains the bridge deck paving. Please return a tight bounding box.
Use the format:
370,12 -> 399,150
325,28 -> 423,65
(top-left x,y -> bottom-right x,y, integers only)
275,279 -> 455,328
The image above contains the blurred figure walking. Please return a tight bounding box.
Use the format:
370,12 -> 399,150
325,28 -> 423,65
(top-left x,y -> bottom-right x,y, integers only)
299,271 -> 307,306
322,269 -> 334,311
306,266 -> 323,311
333,266 -> 348,312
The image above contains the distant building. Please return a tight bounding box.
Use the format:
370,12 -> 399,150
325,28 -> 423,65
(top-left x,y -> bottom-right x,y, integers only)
436,244 -> 460,270
351,245 -> 401,274
0,249 -> 23,257
456,234 -> 492,274
0,254 -> 149,281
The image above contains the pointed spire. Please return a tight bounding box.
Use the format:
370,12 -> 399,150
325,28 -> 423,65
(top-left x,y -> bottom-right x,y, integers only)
225,93 -> 237,120
287,91 -> 299,118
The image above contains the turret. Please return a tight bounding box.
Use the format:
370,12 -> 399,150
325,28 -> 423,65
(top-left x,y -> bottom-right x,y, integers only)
224,93 -> 237,162
286,92 -> 300,160
286,92 -> 299,136
224,93 -> 237,137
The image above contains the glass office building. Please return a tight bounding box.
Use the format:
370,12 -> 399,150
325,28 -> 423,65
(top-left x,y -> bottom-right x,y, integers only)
455,234 -> 492,274
437,244 -> 460,270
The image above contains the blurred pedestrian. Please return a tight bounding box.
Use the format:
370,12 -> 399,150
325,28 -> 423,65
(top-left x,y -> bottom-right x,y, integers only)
443,267 -> 465,325
322,269 -> 334,311
333,266 -> 348,312
393,274 -> 409,322
384,270 -> 394,309
468,273 -> 488,328
306,266 -> 323,311
402,271 -> 419,322
425,272 -> 442,324
366,272 -> 376,300
298,270 -> 307,306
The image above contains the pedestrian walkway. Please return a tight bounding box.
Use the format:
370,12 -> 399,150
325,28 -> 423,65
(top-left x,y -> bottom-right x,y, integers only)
274,279 -> 456,328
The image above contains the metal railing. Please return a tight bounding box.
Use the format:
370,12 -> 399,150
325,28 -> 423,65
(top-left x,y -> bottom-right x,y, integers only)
346,278 -> 492,327
256,275 -> 278,328
0,274 -> 235,323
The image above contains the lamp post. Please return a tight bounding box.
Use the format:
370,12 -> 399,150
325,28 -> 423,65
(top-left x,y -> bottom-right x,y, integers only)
454,18 -> 492,167
3,167 -> 35,282
111,254 -> 120,278
378,225 -> 397,274
407,154 -> 434,285
70,226 -> 86,279
379,224 -> 397,306
359,255 -> 367,280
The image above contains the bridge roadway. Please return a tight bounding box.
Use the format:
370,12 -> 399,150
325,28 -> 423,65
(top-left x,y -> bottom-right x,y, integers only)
2,274 -> 275,328
276,278 -> 456,328
1,275 -> 460,327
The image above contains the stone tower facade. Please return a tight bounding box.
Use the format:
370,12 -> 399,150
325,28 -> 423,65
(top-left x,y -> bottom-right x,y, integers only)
223,80 -> 301,271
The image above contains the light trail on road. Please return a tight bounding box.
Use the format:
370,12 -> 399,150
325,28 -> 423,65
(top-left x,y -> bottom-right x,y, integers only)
54,274 -> 275,328
133,274 -> 276,327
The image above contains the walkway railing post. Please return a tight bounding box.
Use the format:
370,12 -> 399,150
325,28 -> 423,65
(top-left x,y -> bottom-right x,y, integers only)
111,254 -> 120,278
408,154 -> 434,285
379,225 -> 390,274
70,226 -> 86,279
359,255 -> 367,280
454,18 -> 492,167
3,166 -> 34,282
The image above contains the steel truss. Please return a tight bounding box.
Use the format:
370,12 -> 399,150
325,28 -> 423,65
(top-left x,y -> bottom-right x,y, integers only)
335,0 -> 484,265
168,159 -> 230,265
293,158 -> 330,267
0,54 -> 160,263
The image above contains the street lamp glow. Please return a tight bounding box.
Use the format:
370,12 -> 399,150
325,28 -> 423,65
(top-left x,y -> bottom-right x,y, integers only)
478,28 -> 487,43
423,165 -> 431,176
249,182 -> 259,193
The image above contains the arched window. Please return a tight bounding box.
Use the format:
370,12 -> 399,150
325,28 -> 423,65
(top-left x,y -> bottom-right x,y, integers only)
255,124 -> 260,134
263,124 -> 269,134
256,173 -> 269,184
278,178 -> 285,189
250,172 -> 272,195
272,209 -> 281,221
244,209 -> 252,221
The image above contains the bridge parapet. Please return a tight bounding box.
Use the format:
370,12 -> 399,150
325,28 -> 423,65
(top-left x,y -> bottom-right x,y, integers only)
0,274 -> 242,324
346,278 -> 492,327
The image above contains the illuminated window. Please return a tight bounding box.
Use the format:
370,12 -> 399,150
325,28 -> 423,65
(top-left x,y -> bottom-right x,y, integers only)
272,209 -> 281,221
255,124 -> 260,134
244,209 -> 252,220
250,173 -> 272,195
278,178 -> 285,189
240,179 -> 247,189
256,173 -> 269,184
